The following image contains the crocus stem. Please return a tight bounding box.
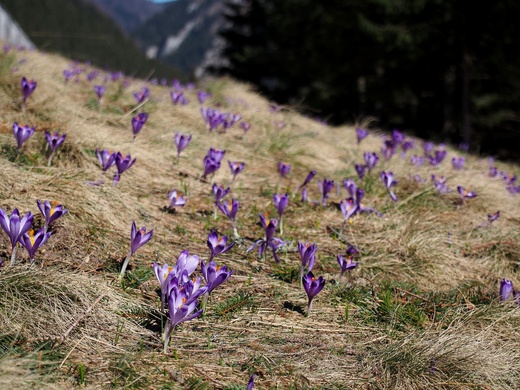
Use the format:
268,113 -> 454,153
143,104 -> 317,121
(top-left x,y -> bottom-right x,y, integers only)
307,301 -> 312,317
175,154 -> 179,165
119,251 -> 132,278
47,151 -> 55,167
232,223 -> 239,238
279,217 -> 284,235
211,174 -> 215,186
10,246 -> 17,266
163,321 -> 172,354
338,272 -> 343,283
21,101 -> 26,114
201,293 -> 209,317
214,204 -> 217,220
338,221 -> 346,237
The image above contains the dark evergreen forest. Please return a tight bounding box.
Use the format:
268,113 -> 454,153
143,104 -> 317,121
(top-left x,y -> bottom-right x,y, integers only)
218,0 -> 520,160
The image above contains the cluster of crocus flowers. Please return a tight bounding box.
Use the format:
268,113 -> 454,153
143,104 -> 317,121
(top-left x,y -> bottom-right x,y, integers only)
0,209 -> 34,265
499,279 -> 520,305
364,152 -> 379,172
131,113 -> 148,141
168,190 -> 187,209
200,107 -> 242,132
197,91 -> 210,104
21,76 -> 37,111
120,221 -> 153,277
380,171 -> 398,202
12,122 -> 35,151
44,131 -> 66,166
174,132 -> 192,164
247,214 -> 285,262
203,148 -> 226,182
337,245 -> 359,282
153,251 -> 207,353
302,271 -> 325,317
217,198 -> 240,237
427,148 -> 447,166
272,193 -> 289,233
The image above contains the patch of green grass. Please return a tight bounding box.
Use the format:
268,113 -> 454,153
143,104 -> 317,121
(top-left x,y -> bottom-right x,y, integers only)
211,290 -> 256,318
109,352 -> 149,389
122,266 -> 154,290
271,264 -> 299,284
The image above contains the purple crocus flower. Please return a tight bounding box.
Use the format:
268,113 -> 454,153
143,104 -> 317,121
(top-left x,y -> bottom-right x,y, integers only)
153,262 -> 175,309
411,155 -> 424,166
489,166 -> 498,177
12,122 -> 35,150
272,193 -> 289,220
63,69 -> 74,83
208,148 -> 226,163
0,208 -> 34,265
120,221 -> 154,277
163,283 -> 206,353
247,374 -> 255,390
96,148 -> 116,173
197,91 -> 210,104
113,153 -> 136,184
87,70 -> 98,81
168,190 -> 187,208
337,254 -> 358,281
452,157 -> 465,170
170,91 -> 188,105
21,76 -> 37,104
217,198 -> 239,222
200,107 -> 225,132
45,131 -> 66,153
299,170 -> 317,191
364,152 -> 379,172
37,200 -> 68,230
488,211 -> 500,224
380,171 -> 398,202
203,155 -> 221,179
278,161 -> 291,179
401,140 -> 414,156
422,141 -> 434,155
201,260 -> 233,295
317,179 -> 334,206
356,127 -> 368,143
228,161 -> 245,182
131,113 -> 148,139
20,228 -> 51,263
355,164 -> 366,180
213,184 -> 230,204
44,131 -> 66,166
340,198 -> 358,227
302,271 -> 325,316
428,149 -> 447,166
431,175 -> 451,194
500,279 -> 514,302
298,241 -> 318,281
174,132 -> 192,163
247,214 -> 285,262
133,86 -> 150,104
240,122 -> 251,133
343,179 -> 357,198
207,231 -> 234,261
457,186 -> 477,200
94,85 -> 105,101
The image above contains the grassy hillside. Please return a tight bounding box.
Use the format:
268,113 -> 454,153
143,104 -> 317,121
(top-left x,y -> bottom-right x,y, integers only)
1,46 -> 520,389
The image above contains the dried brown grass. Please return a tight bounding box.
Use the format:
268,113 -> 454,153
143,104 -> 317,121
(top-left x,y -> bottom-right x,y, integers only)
1,45 -> 520,389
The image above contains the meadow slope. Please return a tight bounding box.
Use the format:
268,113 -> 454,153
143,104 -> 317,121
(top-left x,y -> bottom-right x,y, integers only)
1,47 -> 520,390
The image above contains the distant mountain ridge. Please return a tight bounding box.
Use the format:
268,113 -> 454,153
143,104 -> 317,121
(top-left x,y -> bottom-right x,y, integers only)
81,0 -> 166,34
131,0 -> 228,77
